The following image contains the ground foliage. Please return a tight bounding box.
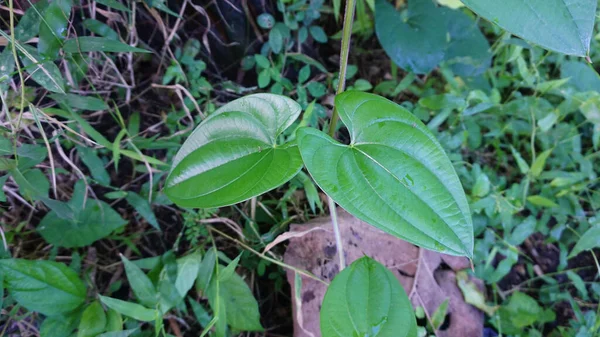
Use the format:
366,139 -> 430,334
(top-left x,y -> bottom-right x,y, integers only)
0,0 -> 599,336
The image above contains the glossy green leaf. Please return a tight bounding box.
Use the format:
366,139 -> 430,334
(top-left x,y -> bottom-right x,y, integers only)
0,259 -> 86,316
19,45 -> 65,93
207,266 -> 263,332
568,225 -> 600,258
38,180 -> 127,247
461,0 -> 597,57
99,296 -> 157,322
165,94 -> 303,208
297,92 -> 473,257
320,257 -> 417,337
78,301 -> 107,337
375,0 -> 446,74
63,37 -> 151,53
121,255 -> 158,307
38,0 -> 71,59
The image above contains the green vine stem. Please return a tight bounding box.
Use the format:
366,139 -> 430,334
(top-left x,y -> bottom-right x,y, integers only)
327,0 -> 356,271
328,0 -> 356,137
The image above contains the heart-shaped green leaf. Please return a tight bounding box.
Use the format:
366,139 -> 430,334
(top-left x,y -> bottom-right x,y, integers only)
165,94 -> 303,208
443,8 -> 491,77
461,0 -> 597,57
297,92 -> 473,257
320,257 -> 417,337
375,0 -> 447,74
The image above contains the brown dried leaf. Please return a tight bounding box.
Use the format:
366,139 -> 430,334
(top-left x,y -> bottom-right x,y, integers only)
283,210 -> 484,337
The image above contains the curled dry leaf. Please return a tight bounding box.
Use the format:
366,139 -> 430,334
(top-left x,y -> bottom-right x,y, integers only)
283,210 -> 484,337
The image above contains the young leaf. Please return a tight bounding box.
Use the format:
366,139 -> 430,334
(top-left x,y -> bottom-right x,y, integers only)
320,257 -> 417,337
219,254 -> 241,281
510,146 -> 530,174
165,94 -> 303,208
568,225 -> 600,258
530,149 -> 553,178
297,92 -> 473,257
456,271 -> 497,316
375,0 -> 446,74
0,259 -> 86,316
121,255 -> 158,308
78,301 -> 107,337
99,296 -> 157,322
527,195 -> 558,208
63,37 -> 151,54
461,0 -> 597,57
430,299 -> 449,330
